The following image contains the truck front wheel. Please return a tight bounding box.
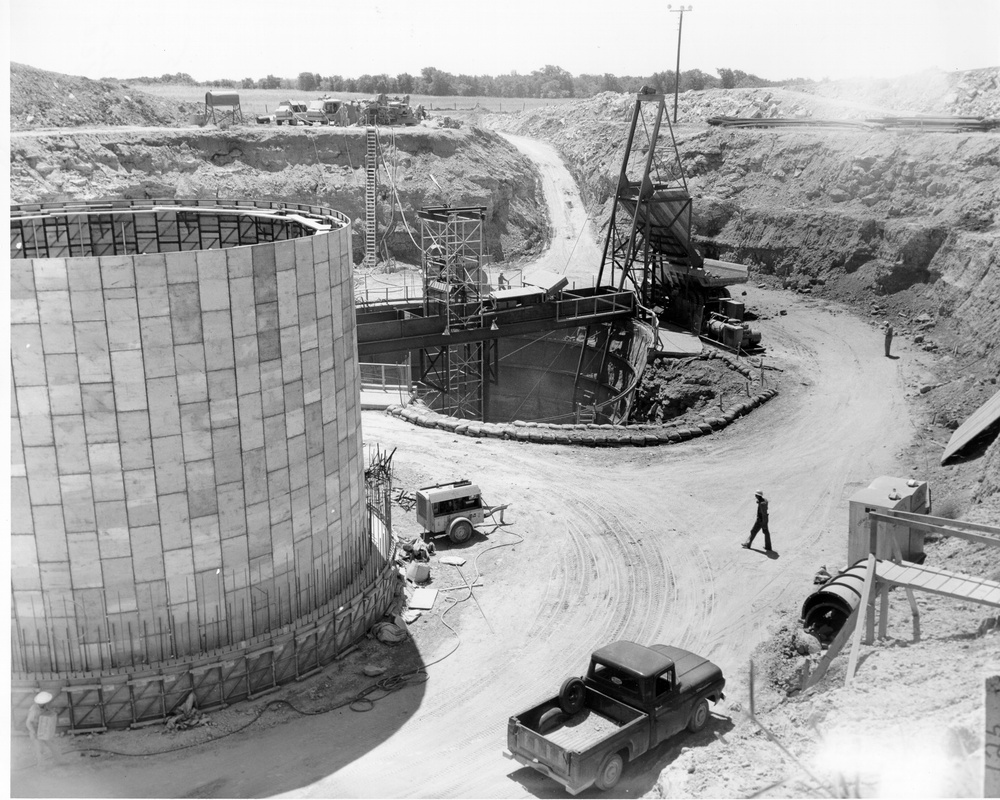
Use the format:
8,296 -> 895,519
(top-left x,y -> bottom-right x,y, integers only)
595,752 -> 624,791
687,698 -> 709,733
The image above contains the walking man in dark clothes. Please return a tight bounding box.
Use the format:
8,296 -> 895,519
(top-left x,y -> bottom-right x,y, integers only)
743,490 -> 772,551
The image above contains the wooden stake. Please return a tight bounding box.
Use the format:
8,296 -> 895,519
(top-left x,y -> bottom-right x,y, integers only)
986,676 -> 1000,798
845,554 -> 877,687
803,604 -> 860,692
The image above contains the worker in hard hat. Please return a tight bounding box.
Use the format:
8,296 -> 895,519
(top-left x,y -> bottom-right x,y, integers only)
742,490 -> 773,552
26,691 -> 63,765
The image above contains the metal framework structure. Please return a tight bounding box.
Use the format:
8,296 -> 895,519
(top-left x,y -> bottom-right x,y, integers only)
597,92 -> 703,312
204,91 -> 244,126
10,198 -> 342,259
417,206 -> 497,419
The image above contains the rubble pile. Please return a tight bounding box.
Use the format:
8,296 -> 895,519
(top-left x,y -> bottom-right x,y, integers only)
10,62 -> 189,131
788,67 -> 1000,119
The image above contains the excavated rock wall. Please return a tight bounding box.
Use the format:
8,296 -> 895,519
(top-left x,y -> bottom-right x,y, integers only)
9,126 -> 548,267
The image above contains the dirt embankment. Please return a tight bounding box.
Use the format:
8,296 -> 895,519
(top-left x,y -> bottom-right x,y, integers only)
9,125 -> 549,266
9,62 -> 191,130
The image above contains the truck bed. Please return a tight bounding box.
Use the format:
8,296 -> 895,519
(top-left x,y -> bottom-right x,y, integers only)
544,708 -> 623,751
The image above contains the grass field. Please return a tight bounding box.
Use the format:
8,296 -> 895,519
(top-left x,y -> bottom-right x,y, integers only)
134,84 -> 582,117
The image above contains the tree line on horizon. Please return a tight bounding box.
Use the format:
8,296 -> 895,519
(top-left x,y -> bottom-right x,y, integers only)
127,65 -> 811,98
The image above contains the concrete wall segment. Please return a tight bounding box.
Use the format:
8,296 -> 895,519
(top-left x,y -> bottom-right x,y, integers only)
10,201 -> 372,677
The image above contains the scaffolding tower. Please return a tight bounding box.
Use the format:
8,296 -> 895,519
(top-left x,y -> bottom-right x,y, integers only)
596,91 -> 703,312
416,206 -> 497,420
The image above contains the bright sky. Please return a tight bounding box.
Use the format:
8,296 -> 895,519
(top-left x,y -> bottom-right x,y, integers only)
7,0 -> 1000,83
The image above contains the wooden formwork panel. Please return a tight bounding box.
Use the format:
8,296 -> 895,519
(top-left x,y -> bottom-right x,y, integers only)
162,672 -> 192,716
100,681 -> 133,728
219,658 -> 250,706
189,663 -> 226,710
315,619 -> 338,664
65,685 -> 106,732
272,640 -> 298,686
246,647 -> 278,697
128,676 -> 167,726
295,630 -> 321,678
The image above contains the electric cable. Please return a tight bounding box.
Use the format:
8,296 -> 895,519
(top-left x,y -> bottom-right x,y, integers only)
57,529 -> 505,761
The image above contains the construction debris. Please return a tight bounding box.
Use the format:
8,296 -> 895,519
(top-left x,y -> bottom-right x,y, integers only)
406,562 -> 431,583
401,536 -> 435,562
813,565 -> 832,585
164,693 -> 209,731
408,587 -> 438,611
370,620 -> 408,644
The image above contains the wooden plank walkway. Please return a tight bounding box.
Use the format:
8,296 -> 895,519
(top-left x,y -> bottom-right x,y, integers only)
877,561 -> 1000,607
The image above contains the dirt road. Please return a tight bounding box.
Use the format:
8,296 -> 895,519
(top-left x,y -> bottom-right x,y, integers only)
11,141 -> 919,799
498,133 -> 606,288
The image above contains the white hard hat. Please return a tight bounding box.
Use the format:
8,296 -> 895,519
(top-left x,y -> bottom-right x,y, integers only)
34,691 -> 53,705
755,490 -> 765,498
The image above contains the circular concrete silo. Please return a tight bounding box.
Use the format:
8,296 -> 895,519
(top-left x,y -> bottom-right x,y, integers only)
10,200 -> 393,707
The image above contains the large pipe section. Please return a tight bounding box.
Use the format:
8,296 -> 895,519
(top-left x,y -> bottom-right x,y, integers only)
800,561 -> 868,643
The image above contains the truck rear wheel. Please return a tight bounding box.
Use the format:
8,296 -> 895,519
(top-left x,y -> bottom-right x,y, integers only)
595,752 -> 624,791
558,677 -> 585,714
448,518 -> 474,544
687,698 -> 709,733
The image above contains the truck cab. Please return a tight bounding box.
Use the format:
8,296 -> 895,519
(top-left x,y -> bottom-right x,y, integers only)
274,100 -> 307,125
415,479 -> 485,544
306,98 -> 344,125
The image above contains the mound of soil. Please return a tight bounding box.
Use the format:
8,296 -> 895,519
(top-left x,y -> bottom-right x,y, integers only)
630,353 -> 758,424
10,62 -> 189,131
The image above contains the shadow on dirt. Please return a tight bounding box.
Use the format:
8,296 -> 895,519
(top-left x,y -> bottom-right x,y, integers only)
745,545 -> 780,559
506,713 -> 737,798
9,636 -> 430,799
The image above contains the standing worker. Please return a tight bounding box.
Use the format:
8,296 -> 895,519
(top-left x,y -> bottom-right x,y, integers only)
26,691 -> 62,765
743,490 -> 773,552
884,323 -> 894,357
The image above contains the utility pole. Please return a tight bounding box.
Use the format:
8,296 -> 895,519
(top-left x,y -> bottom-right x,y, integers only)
668,5 -> 693,124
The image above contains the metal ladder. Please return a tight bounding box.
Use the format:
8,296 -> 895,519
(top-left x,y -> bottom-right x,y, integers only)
363,127 -> 378,269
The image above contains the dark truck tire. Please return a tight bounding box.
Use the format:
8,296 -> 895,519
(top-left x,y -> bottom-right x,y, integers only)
595,751 -> 624,791
687,698 -> 709,733
448,518 -> 473,544
558,677 -> 585,714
